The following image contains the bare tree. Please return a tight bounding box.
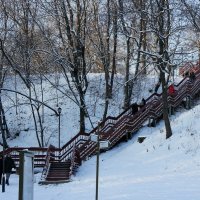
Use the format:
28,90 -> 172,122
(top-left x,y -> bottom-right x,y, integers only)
35,0 -> 91,133
135,0 -> 175,139
86,0 -> 118,120
180,0 -> 200,64
148,0 -> 173,139
0,0 -> 13,147
118,0 -> 139,109
0,0 -> 51,146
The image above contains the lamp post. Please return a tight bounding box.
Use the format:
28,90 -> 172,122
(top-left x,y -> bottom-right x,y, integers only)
91,127 -> 100,200
2,117 -> 6,193
57,107 -> 62,149
90,123 -> 109,200
95,128 -> 100,200
89,127 -> 100,200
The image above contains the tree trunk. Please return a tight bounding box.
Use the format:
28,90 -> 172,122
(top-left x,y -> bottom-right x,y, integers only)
160,70 -> 172,139
29,89 -> 42,147
0,94 -> 8,148
110,2 -> 118,94
124,38 -> 131,109
157,0 -> 173,139
79,93 -> 86,133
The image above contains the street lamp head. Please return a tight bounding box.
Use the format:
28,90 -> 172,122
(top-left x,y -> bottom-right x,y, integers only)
58,107 -> 62,114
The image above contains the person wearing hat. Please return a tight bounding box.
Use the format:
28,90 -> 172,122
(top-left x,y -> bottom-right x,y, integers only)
131,102 -> 138,115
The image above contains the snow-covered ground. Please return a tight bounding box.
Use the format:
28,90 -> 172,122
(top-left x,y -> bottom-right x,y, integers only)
1,71 -> 198,199
1,102 -> 200,200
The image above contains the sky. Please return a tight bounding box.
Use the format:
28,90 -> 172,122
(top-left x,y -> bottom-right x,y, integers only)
1,98 -> 200,200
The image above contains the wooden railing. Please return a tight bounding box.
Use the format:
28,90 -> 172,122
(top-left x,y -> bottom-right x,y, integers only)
59,133 -> 89,162
1,147 -> 50,168
40,145 -> 58,181
47,69 -> 200,182
69,146 -> 81,177
1,65 -> 200,183
102,70 -> 200,148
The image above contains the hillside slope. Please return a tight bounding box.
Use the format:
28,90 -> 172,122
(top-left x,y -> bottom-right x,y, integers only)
1,103 -> 200,200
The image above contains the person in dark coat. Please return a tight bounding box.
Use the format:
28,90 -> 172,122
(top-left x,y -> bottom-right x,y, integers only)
0,155 -> 3,184
184,70 -> 189,78
189,71 -> 196,82
138,98 -> 146,111
154,78 -> 161,93
131,103 -> 138,115
154,82 -> 161,93
141,98 -> 146,106
5,154 -> 16,185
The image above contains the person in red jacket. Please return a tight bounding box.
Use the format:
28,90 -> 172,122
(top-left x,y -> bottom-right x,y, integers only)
168,84 -> 175,95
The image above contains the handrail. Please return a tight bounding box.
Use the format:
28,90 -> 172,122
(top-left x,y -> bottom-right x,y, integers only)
0,147 -> 49,167
58,66 -> 200,166
69,146 -> 81,177
82,67 -> 193,136
1,63 -> 200,183
59,134 -> 89,162
40,145 -> 57,181
102,68 -> 200,148
0,146 -> 60,168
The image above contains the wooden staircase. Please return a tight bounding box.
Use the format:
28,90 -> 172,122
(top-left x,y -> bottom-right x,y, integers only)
43,160 -> 71,184
1,64 -> 200,184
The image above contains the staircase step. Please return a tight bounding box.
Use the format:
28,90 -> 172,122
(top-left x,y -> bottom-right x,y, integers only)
47,174 -> 69,177
47,176 -> 69,179
39,179 -> 71,184
47,173 -> 69,176
48,169 -> 69,172
51,163 -> 70,166
50,165 -> 70,168
47,177 -> 69,180
50,166 -> 70,169
49,167 -> 70,170
44,160 -> 72,183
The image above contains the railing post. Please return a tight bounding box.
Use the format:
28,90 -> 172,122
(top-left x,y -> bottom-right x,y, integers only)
168,105 -> 171,116
148,118 -> 156,127
186,96 -> 191,109
128,132 -> 132,139
168,105 -> 175,116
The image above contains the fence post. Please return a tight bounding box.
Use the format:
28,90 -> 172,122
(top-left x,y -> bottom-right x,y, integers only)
186,96 -> 191,109
148,118 -> 156,127
168,105 -> 175,116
